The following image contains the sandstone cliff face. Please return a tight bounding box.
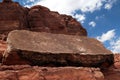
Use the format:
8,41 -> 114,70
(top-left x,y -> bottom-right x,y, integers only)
0,1 -> 28,33
28,5 -> 87,36
0,1 -> 87,41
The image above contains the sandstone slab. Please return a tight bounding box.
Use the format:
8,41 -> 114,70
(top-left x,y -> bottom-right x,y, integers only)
3,30 -> 114,67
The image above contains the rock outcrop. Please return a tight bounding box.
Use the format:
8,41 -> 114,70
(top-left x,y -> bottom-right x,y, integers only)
28,5 -> 87,36
0,0 -> 119,80
0,0 -> 87,41
0,65 -> 104,80
1,54 -> 120,80
0,0 -> 28,32
102,54 -> 120,80
2,30 -> 113,68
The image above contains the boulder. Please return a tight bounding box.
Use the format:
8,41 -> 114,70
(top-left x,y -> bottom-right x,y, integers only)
3,30 -> 114,67
0,65 -> 104,80
28,5 -> 87,36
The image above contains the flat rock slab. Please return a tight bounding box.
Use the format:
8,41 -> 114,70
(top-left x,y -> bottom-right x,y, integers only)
3,30 -> 114,67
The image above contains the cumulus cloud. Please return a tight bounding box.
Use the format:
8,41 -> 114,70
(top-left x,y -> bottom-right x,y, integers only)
109,38 -> 120,53
28,0 -> 117,14
33,0 -> 103,15
24,0 -> 116,23
89,21 -> 96,27
104,0 -> 117,10
96,29 -> 115,42
104,3 -> 112,10
96,29 -> 120,53
74,14 -> 86,23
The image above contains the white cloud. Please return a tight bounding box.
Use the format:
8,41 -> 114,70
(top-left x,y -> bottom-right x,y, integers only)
27,0 -> 35,2
25,0 -> 116,23
95,15 -> 105,20
96,29 -> 115,42
104,0 -> 117,10
109,38 -> 120,53
24,0 -> 36,7
89,21 -> 96,27
73,14 -> 86,23
104,3 -> 112,10
96,29 -> 120,53
33,0 -> 104,15
27,0 -> 117,15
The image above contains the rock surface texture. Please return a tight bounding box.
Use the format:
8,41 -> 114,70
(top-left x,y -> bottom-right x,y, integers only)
2,30 -> 113,68
28,5 -> 87,36
0,54 -> 120,80
0,0 -> 28,32
102,54 -> 120,80
0,40 -> 7,63
0,66 -> 104,80
0,0 -> 119,80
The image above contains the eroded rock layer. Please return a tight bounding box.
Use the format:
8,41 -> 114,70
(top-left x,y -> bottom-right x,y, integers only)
1,54 -> 120,80
28,5 -> 87,36
0,1 -> 28,32
0,65 -> 104,80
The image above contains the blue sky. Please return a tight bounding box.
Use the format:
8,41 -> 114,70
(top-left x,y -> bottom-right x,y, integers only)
1,0 -> 120,53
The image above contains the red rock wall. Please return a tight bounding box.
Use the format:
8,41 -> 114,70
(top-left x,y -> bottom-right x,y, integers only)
28,5 -> 87,36
0,1 -> 87,40
0,1 -> 28,32
0,65 -> 104,80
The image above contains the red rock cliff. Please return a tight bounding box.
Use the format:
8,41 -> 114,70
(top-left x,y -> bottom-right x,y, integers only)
28,5 -> 87,36
0,1 -> 87,40
0,1 -> 28,33
0,1 -> 119,80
